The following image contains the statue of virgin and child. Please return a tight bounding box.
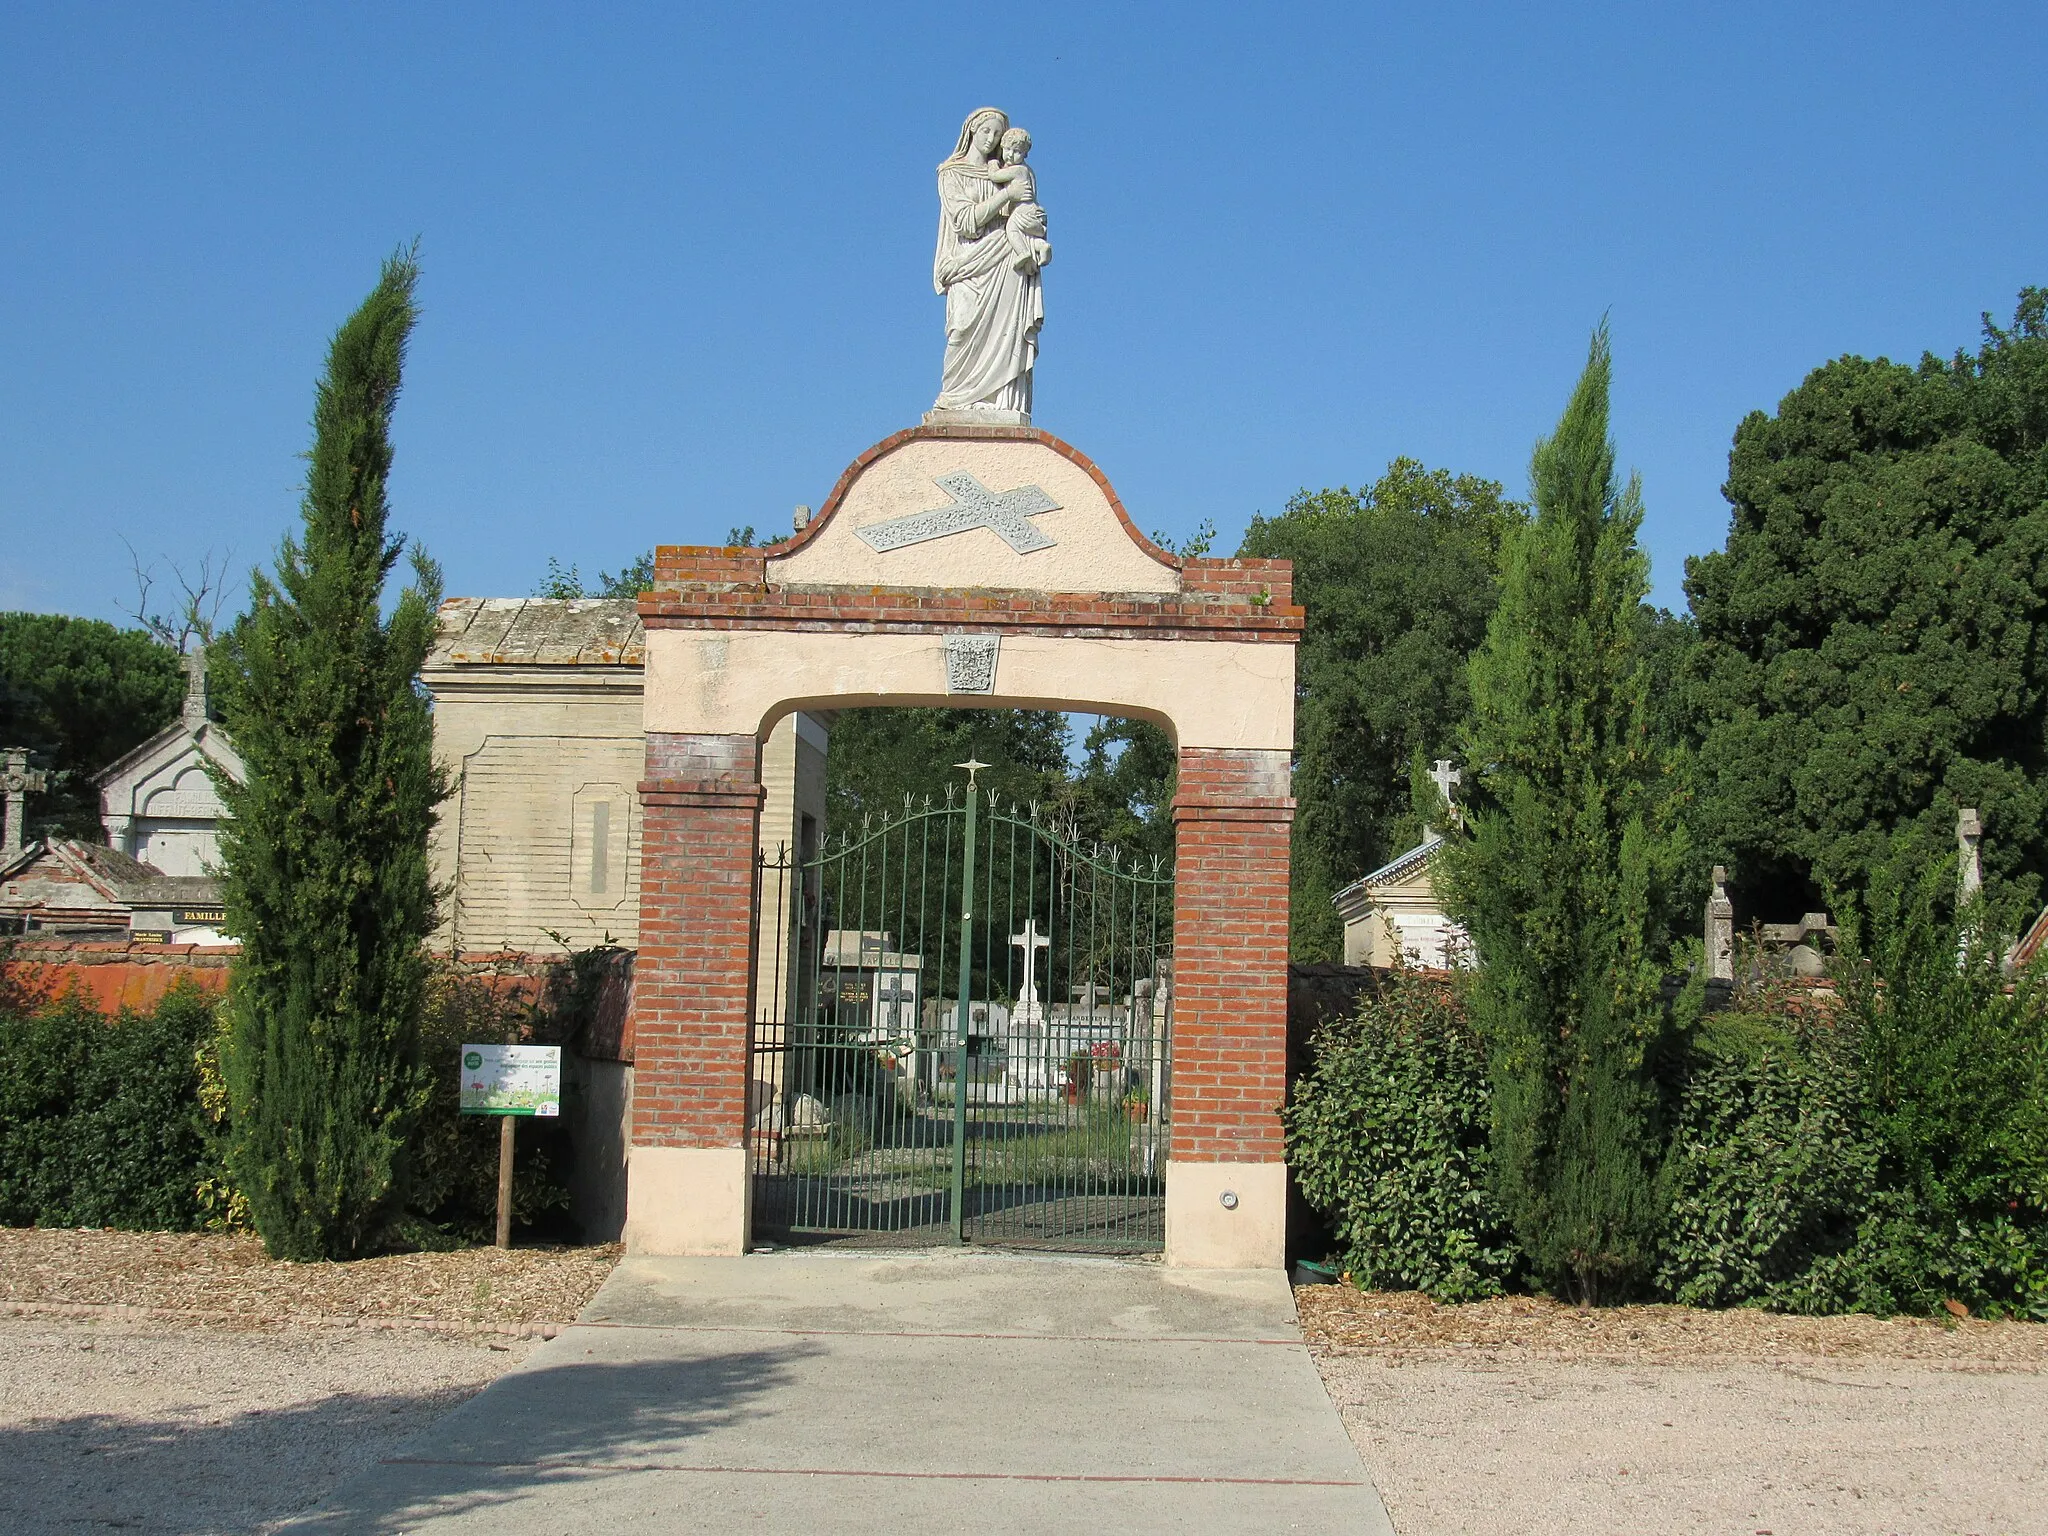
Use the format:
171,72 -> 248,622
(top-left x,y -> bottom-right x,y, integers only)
929,107 -> 1052,422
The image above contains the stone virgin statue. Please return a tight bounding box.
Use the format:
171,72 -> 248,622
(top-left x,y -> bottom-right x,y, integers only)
930,107 -> 1050,421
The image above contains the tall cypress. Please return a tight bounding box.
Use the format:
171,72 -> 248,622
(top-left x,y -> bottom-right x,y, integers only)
212,250 -> 446,1260
1438,324 -> 1687,1303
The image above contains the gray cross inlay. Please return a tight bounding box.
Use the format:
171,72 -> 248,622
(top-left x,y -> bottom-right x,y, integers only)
854,472 -> 1062,554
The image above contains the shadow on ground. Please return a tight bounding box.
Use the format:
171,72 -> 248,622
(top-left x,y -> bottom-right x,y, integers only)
1,1342 -> 813,1535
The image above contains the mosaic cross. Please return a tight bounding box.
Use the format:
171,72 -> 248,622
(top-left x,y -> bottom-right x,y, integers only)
854,472 -> 1062,554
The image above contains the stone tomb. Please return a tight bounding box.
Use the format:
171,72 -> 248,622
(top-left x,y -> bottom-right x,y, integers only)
627,422 -> 1300,1267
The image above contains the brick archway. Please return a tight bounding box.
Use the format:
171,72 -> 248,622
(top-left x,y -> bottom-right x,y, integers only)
627,424 -> 1300,1267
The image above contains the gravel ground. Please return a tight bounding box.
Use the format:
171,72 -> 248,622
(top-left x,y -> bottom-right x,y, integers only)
13,1235 -> 2048,1534
0,1229 -> 619,1326
0,1231 -> 616,1532
0,1316 -> 531,1534
1303,1287 -> 2048,1535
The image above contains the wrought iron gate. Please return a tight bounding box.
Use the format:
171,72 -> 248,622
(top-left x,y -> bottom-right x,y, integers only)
748,767 -> 1173,1251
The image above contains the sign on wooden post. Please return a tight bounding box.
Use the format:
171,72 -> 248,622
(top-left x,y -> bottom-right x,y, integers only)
458,1045 -> 562,1247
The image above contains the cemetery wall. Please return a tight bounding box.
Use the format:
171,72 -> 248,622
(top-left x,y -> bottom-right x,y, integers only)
3,939 -> 233,1012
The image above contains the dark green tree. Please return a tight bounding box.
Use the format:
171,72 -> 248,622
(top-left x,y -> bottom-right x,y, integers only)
211,250 -> 447,1261
1061,716 -> 1177,867
1239,459 -> 1524,958
0,615 -> 182,840
823,708 -> 1070,836
1439,324 -> 1689,1303
1685,289 -> 2048,922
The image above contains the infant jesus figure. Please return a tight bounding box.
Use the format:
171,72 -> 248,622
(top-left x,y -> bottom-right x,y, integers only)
988,126 -> 1052,274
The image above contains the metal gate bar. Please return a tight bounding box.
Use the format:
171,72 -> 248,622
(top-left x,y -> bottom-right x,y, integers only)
748,763 -> 1172,1252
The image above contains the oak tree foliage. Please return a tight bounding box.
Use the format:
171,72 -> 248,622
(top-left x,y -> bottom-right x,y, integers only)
1238,460 -> 1524,959
1685,289 -> 2048,920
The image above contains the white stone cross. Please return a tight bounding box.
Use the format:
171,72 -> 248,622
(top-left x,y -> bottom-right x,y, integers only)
1429,758 -> 1461,803
1429,758 -> 1463,831
2,747 -> 51,862
1011,918 -> 1050,1014
855,472 -> 1062,555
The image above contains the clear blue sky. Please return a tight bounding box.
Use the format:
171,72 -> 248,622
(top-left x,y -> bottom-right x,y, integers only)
4,3 -> 2043,623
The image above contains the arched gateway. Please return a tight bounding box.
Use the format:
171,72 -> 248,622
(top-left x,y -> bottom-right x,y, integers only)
627,423 -> 1300,1267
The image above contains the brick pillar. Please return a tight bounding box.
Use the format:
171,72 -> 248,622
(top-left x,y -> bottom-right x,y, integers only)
1166,746 -> 1293,1269
625,731 -> 763,1255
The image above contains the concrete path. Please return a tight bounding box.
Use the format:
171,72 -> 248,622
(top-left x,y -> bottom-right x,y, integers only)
289,1248 -> 1394,1533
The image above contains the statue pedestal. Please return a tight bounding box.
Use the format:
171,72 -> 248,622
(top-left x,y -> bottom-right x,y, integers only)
1008,1000 -> 1050,1093
924,406 -> 1031,429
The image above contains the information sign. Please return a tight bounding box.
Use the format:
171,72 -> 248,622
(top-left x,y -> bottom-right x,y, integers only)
459,1044 -> 562,1116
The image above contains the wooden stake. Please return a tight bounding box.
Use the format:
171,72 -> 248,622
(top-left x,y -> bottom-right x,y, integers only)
496,1114 -> 516,1249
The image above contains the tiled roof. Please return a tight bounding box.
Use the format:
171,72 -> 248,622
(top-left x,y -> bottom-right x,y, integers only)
0,838 -> 220,911
1332,834 -> 1445,905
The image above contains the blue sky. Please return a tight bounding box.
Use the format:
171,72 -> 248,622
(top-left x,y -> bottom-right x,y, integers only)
3,3 -> 2043,623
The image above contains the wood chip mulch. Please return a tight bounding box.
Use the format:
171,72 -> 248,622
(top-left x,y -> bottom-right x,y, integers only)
0,1228 -> 619,1335
1297,1284 -> 2048,1367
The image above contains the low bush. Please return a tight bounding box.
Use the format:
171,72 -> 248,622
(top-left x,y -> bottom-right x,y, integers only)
0,982 -> 222,1229
3,959 -> 577,1246
1817,855 -> 2048,1319
1285,970 -> 1522,1301
406,966 -> 573,1243
1655,997 -> 1874,1308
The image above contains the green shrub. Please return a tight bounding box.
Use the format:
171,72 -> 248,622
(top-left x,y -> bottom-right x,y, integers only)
403,966 -> 572,1243
1819,853 -> 2048,1318
0,983 -> 222,1229
3,961 -> 576,1246
1285,972 -> 1522,1300
1657,847 -> 2048,1321
1656,1000 -> 1875,1308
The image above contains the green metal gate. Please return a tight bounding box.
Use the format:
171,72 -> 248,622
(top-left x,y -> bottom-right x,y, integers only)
748,764 -> 1173,1251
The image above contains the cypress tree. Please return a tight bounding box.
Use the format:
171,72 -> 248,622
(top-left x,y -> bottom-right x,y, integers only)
1438,323 -> 1687,1303
212,250 -> 446,1260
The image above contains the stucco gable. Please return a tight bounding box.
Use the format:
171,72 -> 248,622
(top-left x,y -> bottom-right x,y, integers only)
765,429 -> 1182,596
97,721 -> 241,815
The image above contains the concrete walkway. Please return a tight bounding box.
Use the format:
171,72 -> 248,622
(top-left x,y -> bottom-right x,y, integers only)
289,1248 -> 1394,1533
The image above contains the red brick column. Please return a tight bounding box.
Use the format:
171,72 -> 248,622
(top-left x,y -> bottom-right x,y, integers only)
626,732 -> 762,1253
1166,746 -> 1292,1267
1170,747 -> 1294,1162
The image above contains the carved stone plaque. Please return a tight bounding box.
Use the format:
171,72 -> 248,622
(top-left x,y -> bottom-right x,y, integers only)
945,633 -> 1001,694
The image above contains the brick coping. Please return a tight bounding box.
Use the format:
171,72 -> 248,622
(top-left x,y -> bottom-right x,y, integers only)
640,424 -> 1301,641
